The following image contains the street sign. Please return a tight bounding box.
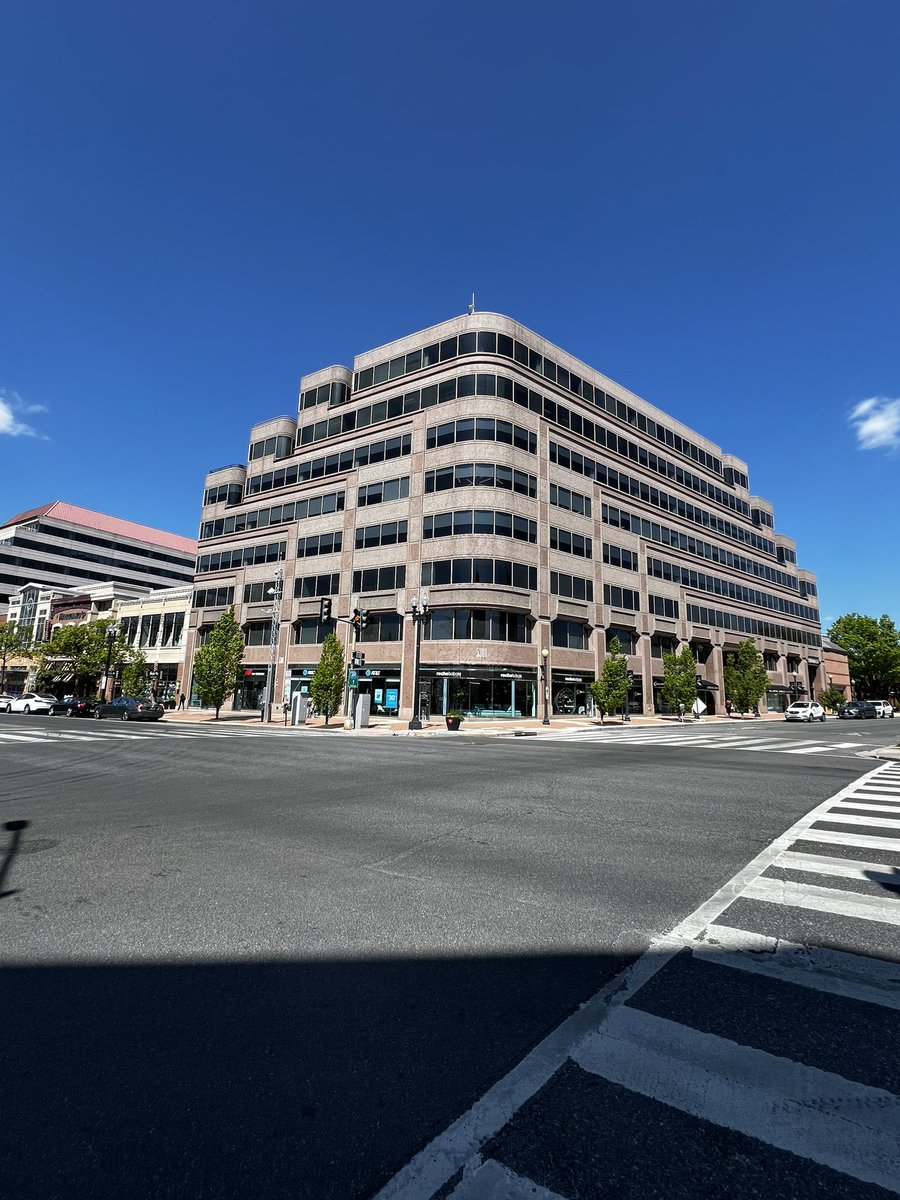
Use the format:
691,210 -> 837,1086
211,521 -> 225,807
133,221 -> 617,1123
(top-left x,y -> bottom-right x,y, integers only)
348,670 -> 359,688
692,698 -> 707,716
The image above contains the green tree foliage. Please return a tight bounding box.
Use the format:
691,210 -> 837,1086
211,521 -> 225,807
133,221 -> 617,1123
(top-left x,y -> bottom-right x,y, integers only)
310,632 -> 345,726
33,618 -> 134,696
819,685 -> 848,714
724,638 -> 770,716
661,645 -> 698,716
828,613 -> 900,700
192,607 -> 245,719
589,637 -> 630,725
0,621 -> 32,691
120,650 -> 149,698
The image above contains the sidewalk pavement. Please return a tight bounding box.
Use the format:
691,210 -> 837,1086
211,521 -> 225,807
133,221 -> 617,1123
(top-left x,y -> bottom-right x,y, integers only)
163,708 -> 799,738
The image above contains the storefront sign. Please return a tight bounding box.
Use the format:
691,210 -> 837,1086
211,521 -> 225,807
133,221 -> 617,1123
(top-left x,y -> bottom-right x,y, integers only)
363,669 -> 383,678
435,670 -> 463,678
499,671 -> 523,680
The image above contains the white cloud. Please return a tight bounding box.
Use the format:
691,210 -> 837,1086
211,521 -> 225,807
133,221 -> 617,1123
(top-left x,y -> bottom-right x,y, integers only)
849,395 -> 900,451
0,390 -> 47,438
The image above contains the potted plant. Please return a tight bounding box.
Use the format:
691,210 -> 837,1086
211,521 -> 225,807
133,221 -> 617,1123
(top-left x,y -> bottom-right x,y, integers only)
445,710 -> 464,731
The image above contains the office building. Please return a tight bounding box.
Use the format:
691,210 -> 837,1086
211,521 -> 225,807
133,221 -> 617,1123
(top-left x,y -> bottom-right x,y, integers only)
0,501 -> 197,602
185,312 -> 822,718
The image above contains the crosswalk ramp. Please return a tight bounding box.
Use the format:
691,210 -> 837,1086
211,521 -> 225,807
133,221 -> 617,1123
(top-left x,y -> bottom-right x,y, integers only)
378,762 -> 900,1199
519,727 -> 867,757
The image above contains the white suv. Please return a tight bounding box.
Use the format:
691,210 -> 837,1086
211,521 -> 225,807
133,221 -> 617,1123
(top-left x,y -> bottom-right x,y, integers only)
785,700 -> 826,722
872,700 -> 895,719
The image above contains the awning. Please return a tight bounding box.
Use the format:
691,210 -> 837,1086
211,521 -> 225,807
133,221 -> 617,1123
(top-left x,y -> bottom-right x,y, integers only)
767,684 -> 791,693
697,679 -> 719,691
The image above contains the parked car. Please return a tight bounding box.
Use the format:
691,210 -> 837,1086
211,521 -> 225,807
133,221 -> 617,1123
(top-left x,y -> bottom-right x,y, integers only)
784,700 -> 826,722
94,695 -> 164,722
0,693 -> 16,713
7,692 -> 57,715
871,700 -> 895,719
49,696 -> 97,718
838,701 -> 878,720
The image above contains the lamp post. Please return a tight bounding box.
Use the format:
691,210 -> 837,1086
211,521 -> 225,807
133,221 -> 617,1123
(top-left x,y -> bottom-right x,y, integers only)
540,647 -> 550,725
408,591 -> 429,731
100,622 -> 120,701
262,569 -> 284,724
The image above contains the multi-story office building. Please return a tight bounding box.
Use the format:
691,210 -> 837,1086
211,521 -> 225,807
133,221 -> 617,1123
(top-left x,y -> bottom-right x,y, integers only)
0,501 -> 197,602
186,313 -> 822,718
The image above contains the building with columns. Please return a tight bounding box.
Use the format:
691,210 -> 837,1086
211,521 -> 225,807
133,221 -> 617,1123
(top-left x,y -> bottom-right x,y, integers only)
184,312 -> 822,719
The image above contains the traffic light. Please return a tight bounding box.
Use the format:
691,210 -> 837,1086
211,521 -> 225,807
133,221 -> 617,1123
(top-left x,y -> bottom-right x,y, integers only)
352,607 -> 360,629
351,651 -> 366,669
319,597 -> 332,622
360,610 -> 370,629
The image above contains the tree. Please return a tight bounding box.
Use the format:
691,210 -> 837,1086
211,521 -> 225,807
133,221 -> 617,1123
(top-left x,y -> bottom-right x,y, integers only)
33,618 -> 134,696
120,650 -> 149,698
828,614 -> 900,700
589,637 -> 630,725
819,685 -> 847,714
724,638 -> 770,716
192,607 -> 245,719
661,645 -> 698,718
310,632 -> 345,726
0,622 -> 32,692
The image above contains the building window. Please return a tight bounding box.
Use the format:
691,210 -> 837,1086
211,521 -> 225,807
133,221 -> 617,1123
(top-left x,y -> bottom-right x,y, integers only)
603,584 -> 640,611
354,520 -> 408,550
194,586 -> 235,608
420,558 -> 537,590
607,628 -> 637,654
649,595 -> 679,619
424,463 -> 537,498
603,544 -> 638,571
425,418 -> 537,454
550,527 -> 592,558
297,531 -> 342,558
359,612 -> 403,642
549,571 -> 594,602
357,476 -> 410,506
549,484 -> 592,518
423,510 -> 536,543
352,565 -> 406,592
651,634 -> 678,657
244,621 -> 270,647
197,541 -> 286,574
551,619 -> 591,650
293,573 -> 340,599
423,608 -> 532,643
293,618 -> 332,645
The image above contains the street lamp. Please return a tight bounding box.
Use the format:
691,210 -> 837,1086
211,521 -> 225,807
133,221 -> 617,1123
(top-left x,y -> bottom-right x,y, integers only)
262,569 -> 284,724
408,591 -> 429,731
540,647 -> 550,725
100,622 -> 120,701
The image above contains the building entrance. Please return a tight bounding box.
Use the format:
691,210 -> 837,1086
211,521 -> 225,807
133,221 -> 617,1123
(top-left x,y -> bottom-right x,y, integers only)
423,666 -> 538,718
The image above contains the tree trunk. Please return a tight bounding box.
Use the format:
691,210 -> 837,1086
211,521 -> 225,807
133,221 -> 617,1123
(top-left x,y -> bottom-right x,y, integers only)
215,705 -> 220,720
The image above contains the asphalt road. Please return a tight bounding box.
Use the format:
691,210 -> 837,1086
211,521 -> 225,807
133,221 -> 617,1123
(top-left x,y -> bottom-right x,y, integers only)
0,713 -> 892,1198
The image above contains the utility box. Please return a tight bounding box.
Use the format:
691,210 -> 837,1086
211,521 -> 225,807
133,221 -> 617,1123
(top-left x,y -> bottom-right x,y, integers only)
291,693 -> 309,725
355,693 -> 371,729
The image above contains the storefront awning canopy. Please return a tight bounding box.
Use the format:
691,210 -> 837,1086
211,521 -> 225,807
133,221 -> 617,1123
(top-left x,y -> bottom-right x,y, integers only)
697,679 -> 719,691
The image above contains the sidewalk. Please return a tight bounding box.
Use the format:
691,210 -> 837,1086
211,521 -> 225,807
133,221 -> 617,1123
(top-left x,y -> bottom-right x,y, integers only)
164,708 -> 795,737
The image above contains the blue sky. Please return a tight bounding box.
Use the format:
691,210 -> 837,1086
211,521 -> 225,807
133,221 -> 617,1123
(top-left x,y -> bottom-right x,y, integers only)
1,1 -> 897,629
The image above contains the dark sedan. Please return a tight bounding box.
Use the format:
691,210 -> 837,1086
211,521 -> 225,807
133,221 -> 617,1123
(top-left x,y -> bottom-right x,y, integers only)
838,700 -> 878,719
94,696 -> 164,722
49,696 -> 96,718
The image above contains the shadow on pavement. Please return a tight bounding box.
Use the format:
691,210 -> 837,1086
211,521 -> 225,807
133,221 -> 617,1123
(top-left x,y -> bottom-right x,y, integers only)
0,949 -> 633,1200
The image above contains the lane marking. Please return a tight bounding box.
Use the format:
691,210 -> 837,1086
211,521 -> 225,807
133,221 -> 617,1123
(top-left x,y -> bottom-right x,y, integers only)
832,800 -> 900,814
812,812 -> 900,831
776,848 -> 900,883
374,761 -> 895,1200
693,923 -> 900,1011
742,875 -> 900,925
448,1160 -> 566,1199
572,1006 -> 900,1195
795,828 -> 900,853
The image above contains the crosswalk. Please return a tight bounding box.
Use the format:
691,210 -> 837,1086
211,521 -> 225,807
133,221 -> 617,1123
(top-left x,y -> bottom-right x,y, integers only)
518,726 -> 868,757
379,762 -> 900,1199
0,720 -> 290,744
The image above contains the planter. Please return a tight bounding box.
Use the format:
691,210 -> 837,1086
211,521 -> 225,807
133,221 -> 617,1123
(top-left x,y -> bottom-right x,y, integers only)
445,717 -> 462,731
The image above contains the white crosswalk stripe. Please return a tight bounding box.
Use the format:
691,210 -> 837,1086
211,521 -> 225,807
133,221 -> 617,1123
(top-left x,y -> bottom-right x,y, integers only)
380,762 -> 900,1200
0,723 -> 289,744
508,726 -> 871,757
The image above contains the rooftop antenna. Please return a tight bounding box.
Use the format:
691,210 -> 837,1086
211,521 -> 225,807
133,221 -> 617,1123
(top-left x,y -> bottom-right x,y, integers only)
467,292 -> 476,315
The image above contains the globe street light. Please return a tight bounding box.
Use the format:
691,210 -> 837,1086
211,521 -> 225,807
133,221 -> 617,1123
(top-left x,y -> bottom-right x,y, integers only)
100,621 -> 121,702
541,647 -> 550,725
408,591 -> 429,731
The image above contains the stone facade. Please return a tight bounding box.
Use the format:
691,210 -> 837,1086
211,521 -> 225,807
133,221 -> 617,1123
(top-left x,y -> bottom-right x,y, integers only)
184,313 -> 823,718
